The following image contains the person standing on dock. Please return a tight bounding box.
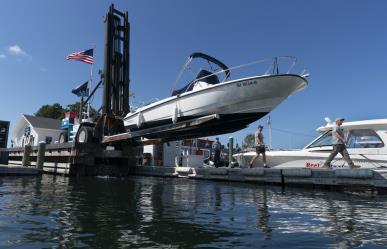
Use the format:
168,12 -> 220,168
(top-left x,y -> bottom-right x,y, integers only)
323,118 -> 360,169
250,125 -> 268,168
213,137 -> 222,168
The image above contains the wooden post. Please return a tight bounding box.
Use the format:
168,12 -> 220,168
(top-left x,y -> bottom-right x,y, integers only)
22,145 -> 31,166
228,136 -> 234,167
36,142 -> 46,170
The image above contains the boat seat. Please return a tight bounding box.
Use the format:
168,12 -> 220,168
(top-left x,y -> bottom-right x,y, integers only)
195,69 -> 219,85
171,70 -> 219,96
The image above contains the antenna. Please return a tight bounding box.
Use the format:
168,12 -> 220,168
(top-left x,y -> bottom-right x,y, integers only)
267,116 -> 272,150
324,117 -> 332,124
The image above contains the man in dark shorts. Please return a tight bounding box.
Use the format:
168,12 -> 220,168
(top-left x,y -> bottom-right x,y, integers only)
212,137 -> 222,168
249,125 -> 268,168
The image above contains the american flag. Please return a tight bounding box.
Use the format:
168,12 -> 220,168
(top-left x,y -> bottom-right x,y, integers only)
66,49 -> 94,64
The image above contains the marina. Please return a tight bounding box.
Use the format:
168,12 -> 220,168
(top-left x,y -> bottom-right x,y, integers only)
0,4 -> 386,191
2,1 -> 387,248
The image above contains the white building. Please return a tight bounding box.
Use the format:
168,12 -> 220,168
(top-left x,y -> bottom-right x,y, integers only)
12,114 -> 62,147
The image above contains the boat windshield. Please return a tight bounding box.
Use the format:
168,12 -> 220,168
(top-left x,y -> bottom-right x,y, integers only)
171,52 -> 228,96
306,128 -> 384,149
306,131 -> 332,148
171,69 -> 220,96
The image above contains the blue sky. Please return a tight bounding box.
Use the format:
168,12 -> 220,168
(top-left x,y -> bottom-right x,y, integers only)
1,0 -> 387,148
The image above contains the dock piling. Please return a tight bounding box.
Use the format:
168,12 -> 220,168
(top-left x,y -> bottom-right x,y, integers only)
36,142 -> 46,170
228,136 -> 233,167
22,145 -> 31,166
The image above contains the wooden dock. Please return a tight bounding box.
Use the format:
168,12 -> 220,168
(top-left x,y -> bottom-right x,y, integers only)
0,164 -> 41,176
5,142 -> 139,176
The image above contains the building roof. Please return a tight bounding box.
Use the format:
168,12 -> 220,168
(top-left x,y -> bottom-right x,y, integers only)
23,114 -> 61,130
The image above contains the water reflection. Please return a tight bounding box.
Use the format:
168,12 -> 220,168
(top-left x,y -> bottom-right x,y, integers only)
0,175 -> 387,248
254,188 -> 272,240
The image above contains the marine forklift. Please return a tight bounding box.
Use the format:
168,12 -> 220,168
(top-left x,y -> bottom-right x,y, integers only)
71,4 -> 130,145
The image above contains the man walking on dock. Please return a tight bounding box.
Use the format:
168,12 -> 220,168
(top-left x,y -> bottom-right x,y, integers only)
323,118 -> 360,169
250,125 -> 268,168
213,138 -> 222,168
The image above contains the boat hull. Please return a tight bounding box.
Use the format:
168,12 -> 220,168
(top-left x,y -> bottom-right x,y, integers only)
124,74 -> 307,139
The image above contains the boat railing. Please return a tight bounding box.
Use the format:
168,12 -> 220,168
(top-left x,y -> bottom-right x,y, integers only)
173,56 -> 308,95
202,56 -> 304,82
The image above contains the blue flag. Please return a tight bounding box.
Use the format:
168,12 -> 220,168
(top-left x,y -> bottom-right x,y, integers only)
72,81 -> 89,97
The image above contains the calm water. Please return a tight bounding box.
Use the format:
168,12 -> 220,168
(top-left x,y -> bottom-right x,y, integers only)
0,175 -> 387,249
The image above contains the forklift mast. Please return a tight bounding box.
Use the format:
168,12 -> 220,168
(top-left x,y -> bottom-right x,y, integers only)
103,4 -> 130,116
91,4 -> 130,140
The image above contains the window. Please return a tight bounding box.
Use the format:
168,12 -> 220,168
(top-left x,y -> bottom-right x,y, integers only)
24,126 -> 31,136
347,129 -> 384,149
307,131 -> 333,148
45,136 -> 53,144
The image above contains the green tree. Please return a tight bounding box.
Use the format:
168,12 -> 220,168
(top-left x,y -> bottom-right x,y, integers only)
66,102 -> 98,119
242,133 -> 255,149
35,102 -> 99,120
34,103 -> 65,119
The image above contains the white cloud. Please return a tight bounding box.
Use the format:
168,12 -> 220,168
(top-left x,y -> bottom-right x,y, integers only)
8,45 -> 28,56
0,54 -> 6,59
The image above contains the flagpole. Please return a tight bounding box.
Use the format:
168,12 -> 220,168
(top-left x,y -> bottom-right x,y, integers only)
87,45 -> 95,120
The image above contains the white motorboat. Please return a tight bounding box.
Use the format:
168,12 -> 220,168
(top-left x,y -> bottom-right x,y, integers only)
234,118 -> 387,169
124,53 -> 308,141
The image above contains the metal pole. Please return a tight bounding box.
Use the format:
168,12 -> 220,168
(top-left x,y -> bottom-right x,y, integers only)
228,136 -> 234,167
80,97 -> 84,120
267,116 -> 272,150
36,142 -> 46,170
87,45 -> 95,120
22,144 -> 31,166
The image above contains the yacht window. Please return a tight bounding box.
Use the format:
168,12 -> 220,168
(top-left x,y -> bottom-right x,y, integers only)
307,131 -> 332,148
347,129 -> 384,148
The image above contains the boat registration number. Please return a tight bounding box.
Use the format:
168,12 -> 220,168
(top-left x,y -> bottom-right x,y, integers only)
237,80 -> 257,87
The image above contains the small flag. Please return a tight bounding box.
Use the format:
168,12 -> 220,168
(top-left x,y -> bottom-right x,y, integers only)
66,49 -> 94,64
72,81 -> 89,97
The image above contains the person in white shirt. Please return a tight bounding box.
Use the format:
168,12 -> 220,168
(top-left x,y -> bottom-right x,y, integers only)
249,125 -> 268,168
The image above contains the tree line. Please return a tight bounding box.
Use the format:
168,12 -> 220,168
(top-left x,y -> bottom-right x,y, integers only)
34,102 -> 98,120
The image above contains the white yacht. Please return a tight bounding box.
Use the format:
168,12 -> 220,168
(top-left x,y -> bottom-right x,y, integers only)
234,118 -> 387,169
124,53 -> 308,141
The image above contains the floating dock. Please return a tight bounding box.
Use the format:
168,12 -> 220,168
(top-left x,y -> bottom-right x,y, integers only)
3,145 -> 387,193
0,164 -> 41,176
135,166 -> 387,192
